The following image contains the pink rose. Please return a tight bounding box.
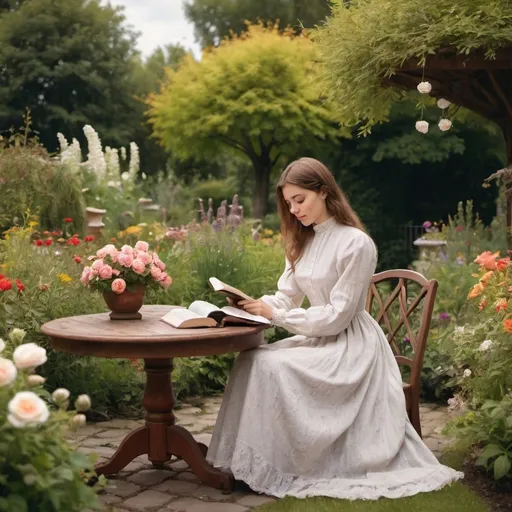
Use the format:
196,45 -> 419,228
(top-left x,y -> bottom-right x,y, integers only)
153,253 -> 166,271
87,255 -> 96,261
98,265 -> 113,279
96,248 -> 107,259
135,241 -> 149,252
91,259 -> 104,271
112,269 -> 120,276
132,259 -> 146,274
111,278 -> 126,294
117,252 -> 134,267
121,245 -> 133,255
80,267 -> 91,286
150,265 -> 162,280
137,251 -> 152,265
160,275 -> 172,290
103,244 -> 116,256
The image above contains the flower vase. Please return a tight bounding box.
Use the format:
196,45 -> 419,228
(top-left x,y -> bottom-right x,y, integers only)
103,284 -> 145,320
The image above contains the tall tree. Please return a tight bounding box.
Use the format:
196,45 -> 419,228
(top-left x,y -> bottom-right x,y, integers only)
148,23 -> 342,219
184,0 -> 331,48
0,0 -> 141,153
314,0 -> 512,239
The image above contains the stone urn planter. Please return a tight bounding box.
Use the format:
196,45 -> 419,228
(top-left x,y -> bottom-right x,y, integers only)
85,207 -> 107,237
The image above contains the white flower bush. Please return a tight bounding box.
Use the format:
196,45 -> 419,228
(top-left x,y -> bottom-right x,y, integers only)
415,120 -> 429,134
0,327 -> 100,510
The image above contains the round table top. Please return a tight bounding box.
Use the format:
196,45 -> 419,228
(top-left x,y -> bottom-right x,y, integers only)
41,305 -> 266,359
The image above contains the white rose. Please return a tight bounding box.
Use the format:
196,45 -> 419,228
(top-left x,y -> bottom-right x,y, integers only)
463,369 -> 472,378
27,374 -> 46,387
0,338 -> 5,353
0,357 -> 17,386
52,388 -> 70,403
75,394 -> 91,412
478,339 -> 493,352
415,120 -> 429,134
438,118 -> 452,131
13,343 -> 47,370
437,98 -> 451,109
8,391 -> 49,428
71,414 -> 87,427
417,81 -> 432,94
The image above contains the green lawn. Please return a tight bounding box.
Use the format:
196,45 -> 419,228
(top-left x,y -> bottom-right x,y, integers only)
256,483 -> 489,512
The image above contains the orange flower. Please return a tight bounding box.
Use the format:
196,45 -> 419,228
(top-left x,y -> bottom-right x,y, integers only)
495,298 -> 508,312
468,283 -> 485,299
478,299 -> 487,311
480,271 -> 494,285
497,257 -> 511,272
503,319 -> 512,333
474,251 -> 500,270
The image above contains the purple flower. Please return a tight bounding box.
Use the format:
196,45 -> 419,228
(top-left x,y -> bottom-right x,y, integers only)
438,312 -> 451,322
422,220 -> 432,229
403,337 -> 410,344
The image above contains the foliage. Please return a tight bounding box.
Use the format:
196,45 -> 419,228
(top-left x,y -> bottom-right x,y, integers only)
0,0 -> 142,153
0,128 -> 85,234
0,328 -> 101,512
314,0 -> 512,133
184,0 -> 332,48
148,22 -> 342,218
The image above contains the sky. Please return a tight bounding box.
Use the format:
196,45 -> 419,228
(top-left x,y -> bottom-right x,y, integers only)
104,0 -> 201,59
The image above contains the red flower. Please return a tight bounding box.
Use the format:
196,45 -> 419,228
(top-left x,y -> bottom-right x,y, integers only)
42,231 -> 50,236
43,239 -> 52,246
34,240 -> 43,247
15,279 -> 25,293
84,235 -> 94,242
73,255 -> 82,264
0,278 -> 12,291
64,217 -> 73,223
456,226 -> 463,232
52,230 -> 62,237
0,274 -> 5,280
67,237 -> 80,246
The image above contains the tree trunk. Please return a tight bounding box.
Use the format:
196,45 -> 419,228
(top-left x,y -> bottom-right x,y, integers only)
251,156 -> 272,220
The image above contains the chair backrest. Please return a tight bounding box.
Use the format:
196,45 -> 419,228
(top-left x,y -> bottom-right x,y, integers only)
366,269 -> 438,389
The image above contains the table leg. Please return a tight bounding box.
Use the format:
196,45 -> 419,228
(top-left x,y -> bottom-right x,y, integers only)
94,358 -> 233,492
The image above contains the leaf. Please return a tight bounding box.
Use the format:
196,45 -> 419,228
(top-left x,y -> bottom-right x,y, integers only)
493,454 -> 512,480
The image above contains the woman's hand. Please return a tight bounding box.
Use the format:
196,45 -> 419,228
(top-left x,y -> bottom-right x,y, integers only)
238,299 -> 273,320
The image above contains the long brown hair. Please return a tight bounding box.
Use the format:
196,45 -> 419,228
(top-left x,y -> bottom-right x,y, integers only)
276,157 -> 366,272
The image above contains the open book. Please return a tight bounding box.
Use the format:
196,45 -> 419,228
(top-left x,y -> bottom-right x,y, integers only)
208,277 -> 253,302
160,300 -> 270,329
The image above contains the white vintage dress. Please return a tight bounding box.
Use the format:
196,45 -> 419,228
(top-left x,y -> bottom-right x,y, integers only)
206,217 -> 463,500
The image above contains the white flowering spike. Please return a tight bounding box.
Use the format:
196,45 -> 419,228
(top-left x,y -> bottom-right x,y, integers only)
83,125 -> 107,180
120,146 -> 127,160
415,120 -> 429,134
417,81 -> 432,94
437,98 -> 451,109
478,339 -> 493,352
57,133 -> 68,152
129,142 -> 140,181
463,369 -> 472,378
438,119 -> 452,132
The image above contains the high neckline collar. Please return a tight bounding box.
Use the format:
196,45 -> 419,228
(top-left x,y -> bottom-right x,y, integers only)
313,217 -> 337,233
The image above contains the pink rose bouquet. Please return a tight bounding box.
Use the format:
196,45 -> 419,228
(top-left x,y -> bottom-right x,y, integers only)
80,241 -> 172,294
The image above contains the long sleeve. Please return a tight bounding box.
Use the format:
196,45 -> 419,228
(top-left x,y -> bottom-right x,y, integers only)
260,259 -> 305,312
271,234 -> 377,337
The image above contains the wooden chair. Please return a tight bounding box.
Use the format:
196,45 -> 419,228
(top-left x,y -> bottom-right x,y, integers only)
366,269 -> 438,438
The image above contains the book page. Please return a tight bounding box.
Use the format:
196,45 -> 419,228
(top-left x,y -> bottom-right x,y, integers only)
160,308 -> 203,328
189,300 -> 220,317
220,306 -> 270,325
208,277 -> 252,302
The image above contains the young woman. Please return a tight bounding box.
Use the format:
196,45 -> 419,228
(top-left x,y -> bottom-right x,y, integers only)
206,157 -> 462,500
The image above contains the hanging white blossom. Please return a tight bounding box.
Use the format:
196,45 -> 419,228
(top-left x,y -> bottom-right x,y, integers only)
415,120 -> 429,134
128,142 -> 140,181
83,125 -> 107,181
120,147 -> 127,161
417,81 -> 432,94
437,98 -> 451,109
438,119 -> 452,132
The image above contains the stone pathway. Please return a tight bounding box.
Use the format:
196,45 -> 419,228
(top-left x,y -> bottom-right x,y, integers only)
72,398 -> 454,512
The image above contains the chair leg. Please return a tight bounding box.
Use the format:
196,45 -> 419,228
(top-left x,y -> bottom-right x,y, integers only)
408,397 -> 422,439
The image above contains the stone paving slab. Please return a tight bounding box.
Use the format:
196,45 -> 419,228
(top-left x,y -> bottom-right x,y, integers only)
72,397 -> 454,511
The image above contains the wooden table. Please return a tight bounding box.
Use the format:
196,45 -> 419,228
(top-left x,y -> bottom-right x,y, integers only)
41,305 -> 265,491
